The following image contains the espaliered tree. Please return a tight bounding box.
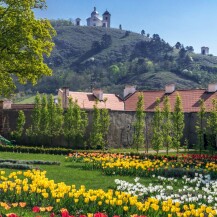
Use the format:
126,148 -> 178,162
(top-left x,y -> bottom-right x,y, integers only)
11,110 -> 25,144
89,100 -> 110,150
26,93 -> 41,145
195,99 -> 206,154
0,0 -> 55,96
172,94 -> 185,154
151,98 -> 163,155
47,95 -> 63,146
101,99 -> 110,149
162,96 -> 172,155
132,93 -> 145,152
64,98 -> 88,148
39,94 -> 49,145
206,99 -> 217,153
90,101 -> 103,149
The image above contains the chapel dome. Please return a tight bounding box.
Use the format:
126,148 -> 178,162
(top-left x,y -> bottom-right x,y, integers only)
91,7 -> 99,16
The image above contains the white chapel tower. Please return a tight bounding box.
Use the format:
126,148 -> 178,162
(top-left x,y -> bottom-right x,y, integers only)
86,7 -> 111,27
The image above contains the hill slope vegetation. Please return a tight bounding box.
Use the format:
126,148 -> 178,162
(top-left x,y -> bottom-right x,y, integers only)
18,24 -> 217,97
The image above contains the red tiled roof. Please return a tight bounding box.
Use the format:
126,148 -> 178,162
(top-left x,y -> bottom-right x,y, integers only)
124,89 -> 217,112
68,91 -> 124,111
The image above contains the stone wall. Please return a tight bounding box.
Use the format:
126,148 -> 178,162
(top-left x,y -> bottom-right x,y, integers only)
0,108 -> 199,148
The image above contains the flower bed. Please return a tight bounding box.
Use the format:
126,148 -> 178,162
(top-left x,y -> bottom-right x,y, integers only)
66,153 -> 217,178
0,169 -> 216,216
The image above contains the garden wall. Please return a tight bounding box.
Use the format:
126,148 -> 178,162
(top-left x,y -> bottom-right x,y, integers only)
0,108 -> 199,148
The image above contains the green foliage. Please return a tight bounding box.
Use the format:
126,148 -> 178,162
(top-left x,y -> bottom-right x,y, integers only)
7,24 -> 217,95
0,0 -> 56,96
132,93 -> 145,152
206,99 -> 217,153
151,98 -> 163,155
11,110 -> 25,143
40,94 -> 49,141
47,94 -> 64,145
0,144 -> 73,155
26,93 -> 41,142
89,100 -> 110,150
90,101 -> 104,149
162,96 -> 172,155
172,94 -> 185,153
101,100 -> 110,149
64,98 -> 88,148
195,99 -> 206,153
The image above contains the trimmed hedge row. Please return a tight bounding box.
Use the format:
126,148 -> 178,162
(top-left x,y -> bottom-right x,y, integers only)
0,159 -> 60,165
0,162 -> 32,170
0,144 -> 72,155
0,144 -> 178,161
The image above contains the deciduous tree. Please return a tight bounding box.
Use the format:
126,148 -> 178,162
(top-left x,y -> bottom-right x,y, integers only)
64,98 -> 87,148
11,110 -> 25,143
195,99 -> 206,153
206,99 -> 217,153
151,98 -> 163,155
101,99 -> 110,149
172,94 -> 184,154
26,93 -> 41,144
133,93 -> 145,152
90,101 -> 103,149
0,0 -> 56,96
162,96 -> 172,155
47,95 -> 63,146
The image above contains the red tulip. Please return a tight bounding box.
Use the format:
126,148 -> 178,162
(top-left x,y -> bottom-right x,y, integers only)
32,206 -> 41,212
7,214 -> 19,217
94,213 -> 108,217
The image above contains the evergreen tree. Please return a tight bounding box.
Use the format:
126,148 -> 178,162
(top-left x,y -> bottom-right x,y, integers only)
90,101 -> 103,149
172,94 -> 185,154
151,98 -> 163,155
206,99 -> 217,153
132,93 -> 145,152
64,98 -> 87,148
162,96 -> 172,155
11,110 -> 25,143
101,99 -> 110,149
195,99 -> 206,154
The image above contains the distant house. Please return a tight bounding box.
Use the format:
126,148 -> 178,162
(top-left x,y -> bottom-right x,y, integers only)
124,84 -> 217,112
201,46 -> 209,55
58,87 -> 124,111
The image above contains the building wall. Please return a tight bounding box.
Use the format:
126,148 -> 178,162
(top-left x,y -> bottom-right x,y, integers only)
89,18 -> 102,27
0,108 -> 199,149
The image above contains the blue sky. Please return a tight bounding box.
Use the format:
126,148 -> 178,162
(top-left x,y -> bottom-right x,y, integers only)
35,0 -> 217,55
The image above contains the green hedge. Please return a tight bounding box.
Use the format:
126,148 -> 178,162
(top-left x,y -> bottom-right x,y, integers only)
0,144 -> 178,161
0,162 -> 32,170
0,144 -> 73,155
0,159 -> 60,165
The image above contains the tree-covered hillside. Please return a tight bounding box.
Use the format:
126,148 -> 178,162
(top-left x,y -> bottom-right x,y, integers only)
18,23 -> 217,97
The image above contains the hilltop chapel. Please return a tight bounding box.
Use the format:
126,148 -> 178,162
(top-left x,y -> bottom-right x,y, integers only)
86,7 -> 111,27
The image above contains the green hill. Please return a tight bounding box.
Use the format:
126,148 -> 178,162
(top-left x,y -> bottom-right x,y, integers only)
18,24 -> 217,97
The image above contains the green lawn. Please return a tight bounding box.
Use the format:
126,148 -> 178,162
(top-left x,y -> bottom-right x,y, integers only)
15,95 -> 36,104
0,152 -> 155,190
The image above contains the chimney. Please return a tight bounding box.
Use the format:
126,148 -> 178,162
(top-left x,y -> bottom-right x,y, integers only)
165,84 -> 175,94
0,100 -> 12,109
208,83 -> 217,93
61,87 -> 69,108
123,85 -> 136,98
93,88 -> 103,101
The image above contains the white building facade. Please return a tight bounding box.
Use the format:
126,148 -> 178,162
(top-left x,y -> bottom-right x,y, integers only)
86,7 -> 111,28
